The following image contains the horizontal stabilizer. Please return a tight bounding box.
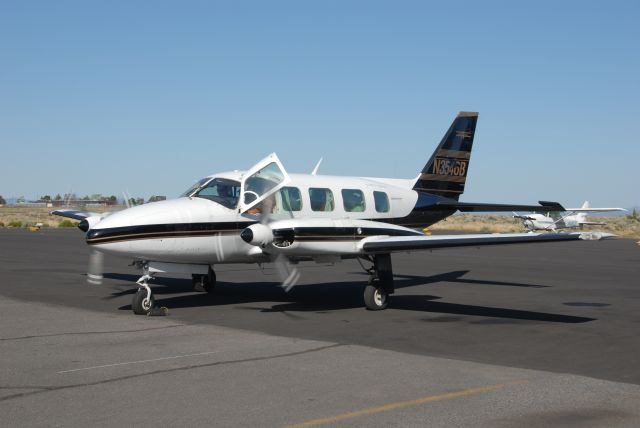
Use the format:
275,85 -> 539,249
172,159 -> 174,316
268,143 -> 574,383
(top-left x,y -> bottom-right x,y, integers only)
435,200 -> 565,213
566,208 -> 627,213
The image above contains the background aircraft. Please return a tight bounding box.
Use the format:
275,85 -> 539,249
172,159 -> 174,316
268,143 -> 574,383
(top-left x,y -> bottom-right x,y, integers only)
514,201 -> 627,232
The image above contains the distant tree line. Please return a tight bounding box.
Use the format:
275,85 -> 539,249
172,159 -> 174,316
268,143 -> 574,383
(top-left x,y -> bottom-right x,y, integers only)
0,194 -> 166,206
39,194 -> 119,205
38,194 -> 166,205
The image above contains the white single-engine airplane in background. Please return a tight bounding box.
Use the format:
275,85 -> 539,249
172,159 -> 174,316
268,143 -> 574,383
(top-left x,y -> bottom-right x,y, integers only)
514,201 -> 627,232
53,112 -> 612,315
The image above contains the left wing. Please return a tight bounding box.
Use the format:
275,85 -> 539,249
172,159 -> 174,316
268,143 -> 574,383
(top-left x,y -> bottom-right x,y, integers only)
51,209 -> 113,232
51,209 -> 100,221
358,231 -> 614,254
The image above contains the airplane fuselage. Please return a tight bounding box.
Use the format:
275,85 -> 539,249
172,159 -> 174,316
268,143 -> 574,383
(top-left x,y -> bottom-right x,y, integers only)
522,213 -> 587,231
87,172 -> 437,265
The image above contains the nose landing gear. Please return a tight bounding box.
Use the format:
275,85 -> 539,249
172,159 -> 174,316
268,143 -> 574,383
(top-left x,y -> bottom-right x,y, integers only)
131,264 -> 167,316
132,273 -> 155,315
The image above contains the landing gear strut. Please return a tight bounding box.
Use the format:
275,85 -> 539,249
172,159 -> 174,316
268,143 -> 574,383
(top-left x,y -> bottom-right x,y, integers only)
363,254 -> 394,311
192,266 -> 216,293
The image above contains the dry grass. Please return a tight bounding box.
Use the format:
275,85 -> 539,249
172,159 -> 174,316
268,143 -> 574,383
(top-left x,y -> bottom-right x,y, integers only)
430,214 -> 640,239
0,206 -> 116,228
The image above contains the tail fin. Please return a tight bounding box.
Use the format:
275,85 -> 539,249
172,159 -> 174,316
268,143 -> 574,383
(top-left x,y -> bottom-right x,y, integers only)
413,112 -> 478,201
581,201 -> 590,209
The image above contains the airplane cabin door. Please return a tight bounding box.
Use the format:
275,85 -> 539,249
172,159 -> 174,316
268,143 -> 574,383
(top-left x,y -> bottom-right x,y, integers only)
239,153 -> 291,213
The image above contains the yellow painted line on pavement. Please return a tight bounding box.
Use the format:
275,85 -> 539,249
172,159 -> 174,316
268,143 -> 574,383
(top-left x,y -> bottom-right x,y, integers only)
284,380 -> 527,428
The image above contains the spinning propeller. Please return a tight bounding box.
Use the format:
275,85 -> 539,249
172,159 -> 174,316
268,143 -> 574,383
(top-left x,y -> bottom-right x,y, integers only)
240,196 -> 301,292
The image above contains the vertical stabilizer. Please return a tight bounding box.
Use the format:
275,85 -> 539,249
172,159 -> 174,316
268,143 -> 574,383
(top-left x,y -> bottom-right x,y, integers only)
413,112 -> 478,200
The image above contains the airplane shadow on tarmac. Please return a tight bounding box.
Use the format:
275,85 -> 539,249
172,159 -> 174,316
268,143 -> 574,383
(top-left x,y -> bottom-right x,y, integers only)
105,271 -> 594,324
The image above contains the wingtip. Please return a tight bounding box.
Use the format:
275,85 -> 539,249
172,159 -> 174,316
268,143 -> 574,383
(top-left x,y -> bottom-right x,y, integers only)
578,232 -> 617,241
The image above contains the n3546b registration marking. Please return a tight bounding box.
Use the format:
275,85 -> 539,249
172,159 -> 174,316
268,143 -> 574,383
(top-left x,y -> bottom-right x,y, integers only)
433,157 -> 467,176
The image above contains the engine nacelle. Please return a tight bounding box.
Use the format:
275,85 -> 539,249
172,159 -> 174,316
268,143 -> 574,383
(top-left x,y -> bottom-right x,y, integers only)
78,215 -> 105,232
240,223 -> 273,247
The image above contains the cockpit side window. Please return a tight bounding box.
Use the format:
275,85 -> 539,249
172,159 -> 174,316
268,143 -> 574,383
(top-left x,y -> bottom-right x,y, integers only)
192,178 -> 241,209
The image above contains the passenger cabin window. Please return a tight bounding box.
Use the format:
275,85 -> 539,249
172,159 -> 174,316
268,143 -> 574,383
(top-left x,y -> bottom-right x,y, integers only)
309,188 -> 334,212
193,178 -> 241,209
342,189 -> 366,212
246,187 -> 303,217
373,191 -> 390,213
278,187 -> 302,212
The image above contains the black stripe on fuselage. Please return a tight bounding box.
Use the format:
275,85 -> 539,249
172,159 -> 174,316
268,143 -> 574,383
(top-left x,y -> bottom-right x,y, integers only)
274,227 -> 422,242
87,223 -> 423,245
87,222 -> 257,245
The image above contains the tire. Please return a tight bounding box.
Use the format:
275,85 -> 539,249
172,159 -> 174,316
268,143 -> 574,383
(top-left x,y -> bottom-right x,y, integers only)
132,288 -> 155,315
364,284 -> 388,310
192,269 -> 216,293
192,274 -> 206,292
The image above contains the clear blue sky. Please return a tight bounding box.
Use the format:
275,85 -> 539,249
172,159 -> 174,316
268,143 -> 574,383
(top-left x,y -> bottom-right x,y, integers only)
1,0 -> 638,207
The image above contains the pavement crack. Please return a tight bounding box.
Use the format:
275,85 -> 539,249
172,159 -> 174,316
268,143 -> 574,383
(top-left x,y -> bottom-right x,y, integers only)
0,343 -> 342,403
0,324 -> 186,342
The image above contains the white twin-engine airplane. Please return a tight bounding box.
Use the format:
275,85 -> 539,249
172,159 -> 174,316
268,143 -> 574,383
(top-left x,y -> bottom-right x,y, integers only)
53,112 -> 612,315
514,201 -> 627,232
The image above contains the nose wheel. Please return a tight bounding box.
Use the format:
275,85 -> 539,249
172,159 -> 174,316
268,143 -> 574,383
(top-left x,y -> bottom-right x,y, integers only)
132,286 -> 155,315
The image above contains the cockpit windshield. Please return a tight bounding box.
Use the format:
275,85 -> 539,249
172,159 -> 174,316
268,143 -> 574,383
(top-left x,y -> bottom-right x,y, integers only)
189,178 -> 241,209
180,178 -> 210,198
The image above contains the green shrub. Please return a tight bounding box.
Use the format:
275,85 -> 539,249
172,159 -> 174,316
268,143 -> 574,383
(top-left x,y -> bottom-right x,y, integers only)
58,220 -> 77,228
8,220 -> 23,228
0,221 -> 4,228
41,223 -> 50,228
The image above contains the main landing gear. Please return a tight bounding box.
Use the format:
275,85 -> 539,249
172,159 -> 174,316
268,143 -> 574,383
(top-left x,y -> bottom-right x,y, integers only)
192,266 -> 216,293
362,254 -> 394,311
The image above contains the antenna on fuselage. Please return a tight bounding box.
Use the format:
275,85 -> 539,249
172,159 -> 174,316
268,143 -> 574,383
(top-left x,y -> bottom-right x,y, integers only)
311,157 -> 323,175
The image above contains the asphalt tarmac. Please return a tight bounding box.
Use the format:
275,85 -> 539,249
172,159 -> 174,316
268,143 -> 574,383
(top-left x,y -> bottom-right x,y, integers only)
1,228 -> 639,426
